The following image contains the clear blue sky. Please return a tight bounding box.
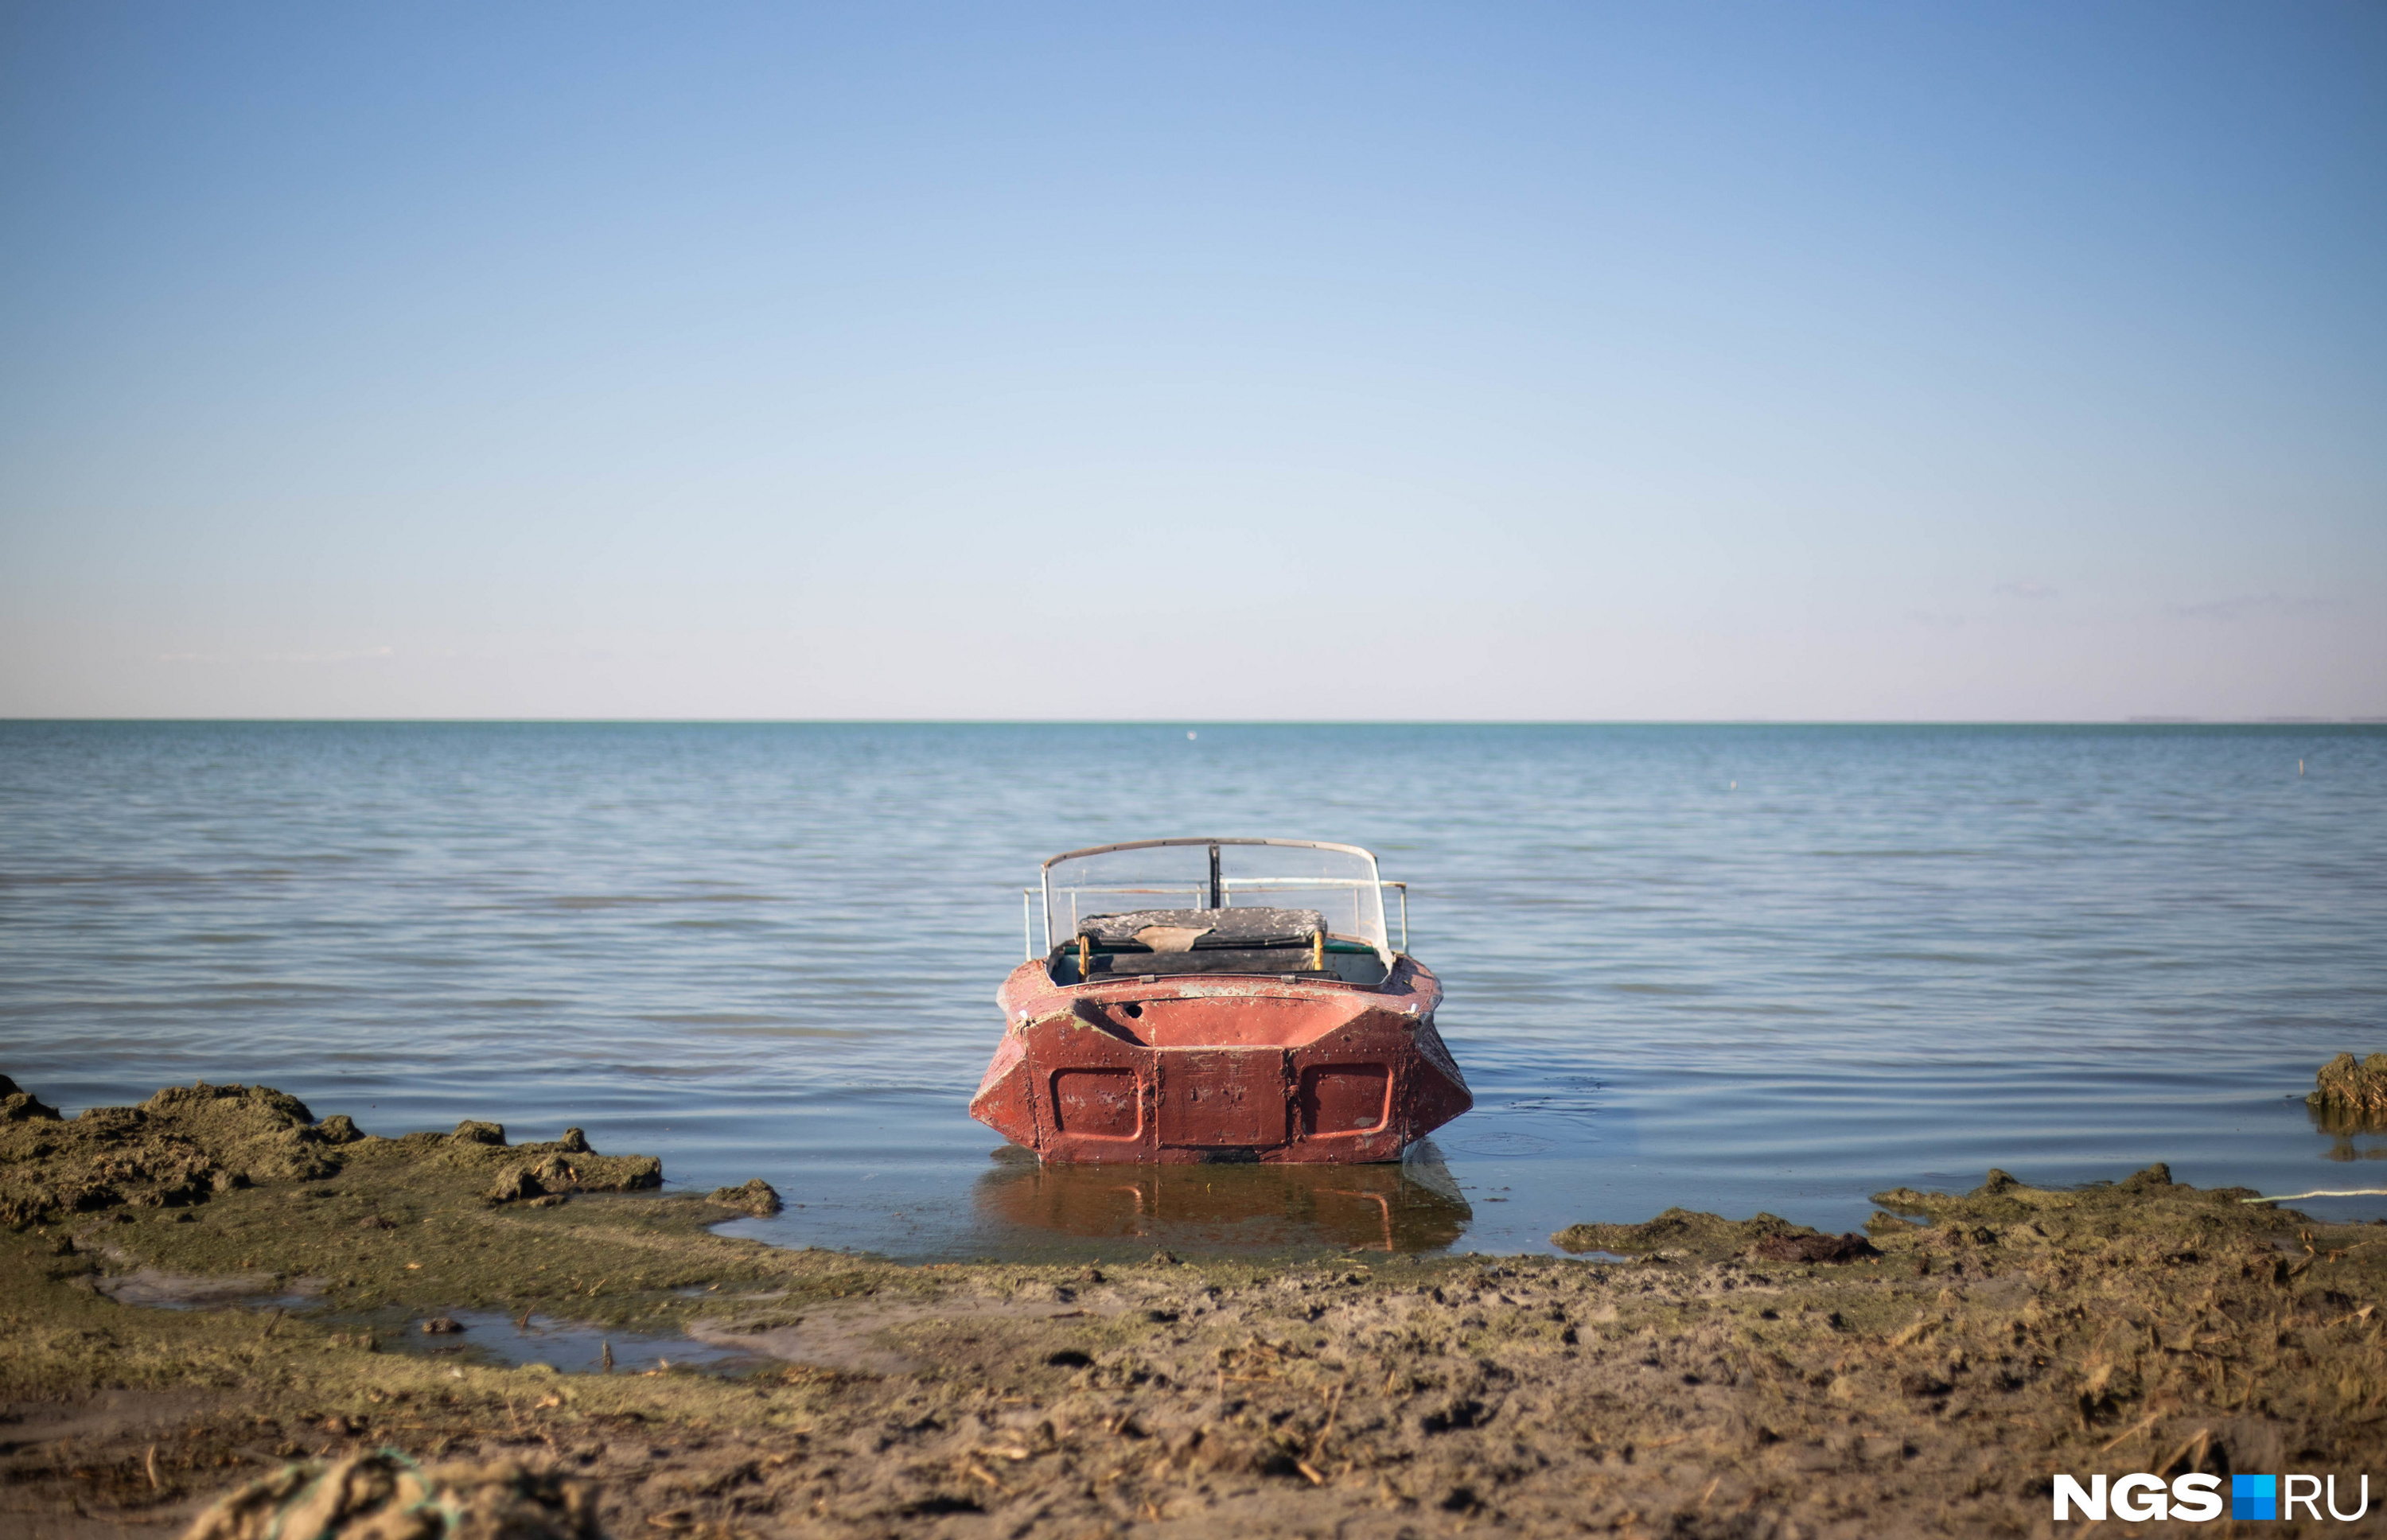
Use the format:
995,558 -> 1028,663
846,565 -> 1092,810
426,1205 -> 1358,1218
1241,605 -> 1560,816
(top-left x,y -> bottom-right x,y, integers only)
3,2 -> 2381,719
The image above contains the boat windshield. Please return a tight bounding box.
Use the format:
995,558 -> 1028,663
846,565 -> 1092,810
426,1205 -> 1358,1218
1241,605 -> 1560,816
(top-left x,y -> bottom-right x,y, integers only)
1041,838 -> 1391,965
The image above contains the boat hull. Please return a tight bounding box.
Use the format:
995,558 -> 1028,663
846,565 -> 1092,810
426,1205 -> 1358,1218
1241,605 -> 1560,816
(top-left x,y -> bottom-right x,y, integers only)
971,956 -> 1470,1165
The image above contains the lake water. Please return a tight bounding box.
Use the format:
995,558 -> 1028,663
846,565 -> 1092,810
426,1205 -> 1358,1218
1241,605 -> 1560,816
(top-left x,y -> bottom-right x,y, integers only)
3,721 -> 2382,1262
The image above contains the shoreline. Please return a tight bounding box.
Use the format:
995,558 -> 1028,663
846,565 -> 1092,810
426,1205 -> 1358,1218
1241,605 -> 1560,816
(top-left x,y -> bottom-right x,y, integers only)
6,1075 -> 2387,1538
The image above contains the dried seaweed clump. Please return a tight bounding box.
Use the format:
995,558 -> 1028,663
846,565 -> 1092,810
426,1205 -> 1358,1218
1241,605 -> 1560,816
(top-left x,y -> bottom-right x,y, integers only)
708,1176 -> 784,1217
0,1078 -> 362,1229
2,1074 -> 60,1123
184,1452 -> 595,1540
1552,1206 -> 1832,1260
396,1118 -> 656,1207
1747,1230 -> 1881,1262
2310,1052 -> 2387,1129
0,1075 -> 661,1231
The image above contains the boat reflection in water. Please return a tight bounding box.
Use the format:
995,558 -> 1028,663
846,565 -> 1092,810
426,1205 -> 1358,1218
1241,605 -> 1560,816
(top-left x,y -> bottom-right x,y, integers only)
974,1140 -> 1472,1257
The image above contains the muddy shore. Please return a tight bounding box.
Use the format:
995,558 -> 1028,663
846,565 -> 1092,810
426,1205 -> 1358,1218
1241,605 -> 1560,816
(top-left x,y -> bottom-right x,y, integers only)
6,1074 -> 2387,1539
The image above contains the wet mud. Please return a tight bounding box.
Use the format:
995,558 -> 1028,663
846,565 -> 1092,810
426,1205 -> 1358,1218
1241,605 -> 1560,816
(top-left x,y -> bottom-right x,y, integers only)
7,1075 -> 2387,1538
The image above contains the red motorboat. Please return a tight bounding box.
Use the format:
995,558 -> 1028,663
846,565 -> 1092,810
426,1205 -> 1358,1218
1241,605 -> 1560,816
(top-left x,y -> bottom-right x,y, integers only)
970,838 -> 1472,1165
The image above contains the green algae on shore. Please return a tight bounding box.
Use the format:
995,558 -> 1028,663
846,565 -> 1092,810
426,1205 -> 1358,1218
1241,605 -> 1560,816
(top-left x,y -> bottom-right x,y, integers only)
0,1075 -> 872,1336
10,1075 -> 2387,1538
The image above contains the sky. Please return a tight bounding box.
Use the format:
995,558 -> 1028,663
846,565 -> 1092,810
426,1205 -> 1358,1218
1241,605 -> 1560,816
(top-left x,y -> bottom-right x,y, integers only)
2,2 -> 2381,721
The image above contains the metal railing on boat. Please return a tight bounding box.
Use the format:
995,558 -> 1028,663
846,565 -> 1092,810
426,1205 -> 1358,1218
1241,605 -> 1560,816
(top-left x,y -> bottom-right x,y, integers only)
1020,881 -> 1408,960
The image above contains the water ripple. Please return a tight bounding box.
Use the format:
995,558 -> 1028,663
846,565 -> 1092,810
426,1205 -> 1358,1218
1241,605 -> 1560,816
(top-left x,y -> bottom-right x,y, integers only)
2,721 -> 2381,1258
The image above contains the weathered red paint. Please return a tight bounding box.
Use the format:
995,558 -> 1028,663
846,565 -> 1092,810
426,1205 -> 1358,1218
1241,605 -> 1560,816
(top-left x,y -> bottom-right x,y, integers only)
970,955 -> 1472,1164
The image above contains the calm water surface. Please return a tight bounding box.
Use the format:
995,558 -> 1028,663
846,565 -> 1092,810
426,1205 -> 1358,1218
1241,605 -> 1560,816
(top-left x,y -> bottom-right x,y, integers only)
2,722 -> 2382,1261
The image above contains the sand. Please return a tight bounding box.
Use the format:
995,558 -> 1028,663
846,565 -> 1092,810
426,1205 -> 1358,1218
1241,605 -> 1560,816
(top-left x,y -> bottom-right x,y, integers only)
6,1072 -> 2387,1538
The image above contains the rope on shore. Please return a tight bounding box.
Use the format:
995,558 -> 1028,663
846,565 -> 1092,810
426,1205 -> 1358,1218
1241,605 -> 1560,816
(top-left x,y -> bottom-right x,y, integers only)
2239,1188 -> 2387,1204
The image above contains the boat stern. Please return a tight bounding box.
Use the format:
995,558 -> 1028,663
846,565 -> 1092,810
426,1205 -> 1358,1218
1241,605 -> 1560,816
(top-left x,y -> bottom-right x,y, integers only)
973,958 -> 1470,1165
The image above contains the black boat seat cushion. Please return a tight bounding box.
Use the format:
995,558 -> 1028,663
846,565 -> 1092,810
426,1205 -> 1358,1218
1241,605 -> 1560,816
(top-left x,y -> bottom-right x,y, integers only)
1080,907 -> 1326,952
1085,947 -> 1328,977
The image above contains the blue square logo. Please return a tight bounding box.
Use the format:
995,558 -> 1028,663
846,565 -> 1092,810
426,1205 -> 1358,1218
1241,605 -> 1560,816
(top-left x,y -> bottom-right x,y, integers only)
2233,1474 -> 2277,1521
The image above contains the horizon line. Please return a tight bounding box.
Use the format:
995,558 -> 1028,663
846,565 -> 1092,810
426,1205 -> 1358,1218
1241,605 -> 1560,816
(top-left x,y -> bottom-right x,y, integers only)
6,717 -> 2385,729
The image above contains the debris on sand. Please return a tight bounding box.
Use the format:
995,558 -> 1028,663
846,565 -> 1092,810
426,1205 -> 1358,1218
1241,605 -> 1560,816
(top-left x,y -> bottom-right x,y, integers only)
2311,1052 -> 2387,1128
707,1177 -> 783,1217
183,1451 -> 595,1540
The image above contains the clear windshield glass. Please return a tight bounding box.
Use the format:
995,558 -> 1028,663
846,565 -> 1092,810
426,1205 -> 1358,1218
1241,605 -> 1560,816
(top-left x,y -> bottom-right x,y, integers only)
1042,839 -> 1388,961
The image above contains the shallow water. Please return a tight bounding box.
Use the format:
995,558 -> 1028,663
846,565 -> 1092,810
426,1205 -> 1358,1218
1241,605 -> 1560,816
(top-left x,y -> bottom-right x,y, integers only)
3,721 -> 2383,1258
392,1309 -> 764,1376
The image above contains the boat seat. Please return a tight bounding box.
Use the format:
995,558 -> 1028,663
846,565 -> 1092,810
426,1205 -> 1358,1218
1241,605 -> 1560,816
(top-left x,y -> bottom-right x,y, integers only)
1083,947 -> 1332,978
1080,907 -> 1326,952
